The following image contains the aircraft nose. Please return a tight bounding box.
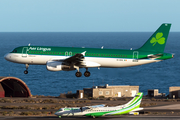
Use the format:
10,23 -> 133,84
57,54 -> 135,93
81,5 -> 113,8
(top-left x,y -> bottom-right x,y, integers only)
54,112 -> 60,116
4,53 -> 12,61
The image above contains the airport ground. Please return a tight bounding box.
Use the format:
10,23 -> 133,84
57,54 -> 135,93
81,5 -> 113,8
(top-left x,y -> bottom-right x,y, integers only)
0,96 -> 180,119
1,116 -> 180,120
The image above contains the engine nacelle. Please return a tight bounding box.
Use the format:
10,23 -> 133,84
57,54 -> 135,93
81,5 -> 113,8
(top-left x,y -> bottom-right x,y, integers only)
46,61 -> 75,71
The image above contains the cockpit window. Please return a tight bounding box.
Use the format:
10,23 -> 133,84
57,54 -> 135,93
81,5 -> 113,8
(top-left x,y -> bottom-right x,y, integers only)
59,108 -> 63,111
12,50 -> 17,53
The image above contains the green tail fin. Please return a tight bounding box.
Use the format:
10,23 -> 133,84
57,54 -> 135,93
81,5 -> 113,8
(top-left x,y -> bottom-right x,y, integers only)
126,92 -> 143,107
138,23 -> 171,52
118,92 -> 143,108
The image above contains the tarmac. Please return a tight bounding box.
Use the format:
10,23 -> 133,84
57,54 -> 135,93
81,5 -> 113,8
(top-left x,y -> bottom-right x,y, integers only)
1,116 -> 180,120
1,97 -> 180,119
1,104 -> 180,120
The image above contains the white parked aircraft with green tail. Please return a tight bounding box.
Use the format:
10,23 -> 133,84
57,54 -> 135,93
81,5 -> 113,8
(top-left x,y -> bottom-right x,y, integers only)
54,92 -> 143,118
4,24 -> 173,77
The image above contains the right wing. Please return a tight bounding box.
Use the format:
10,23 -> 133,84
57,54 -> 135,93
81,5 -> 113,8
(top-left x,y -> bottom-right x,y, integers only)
85,104 -> 105,108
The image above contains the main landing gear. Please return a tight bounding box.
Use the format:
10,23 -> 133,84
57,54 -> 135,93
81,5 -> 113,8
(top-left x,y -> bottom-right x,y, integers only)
75,68 -> 91,77
24,64 -> 29,74
84,71 -> 90,77
75,72 -> 82,77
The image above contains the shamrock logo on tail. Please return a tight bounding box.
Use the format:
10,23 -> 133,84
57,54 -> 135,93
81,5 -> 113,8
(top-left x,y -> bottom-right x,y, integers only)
150,32 -> 165,46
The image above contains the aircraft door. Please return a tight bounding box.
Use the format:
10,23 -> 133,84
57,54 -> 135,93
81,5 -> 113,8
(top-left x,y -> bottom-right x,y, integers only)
72,109 -> 74,116
22,47 -> 28,57
133,51 -> 139,62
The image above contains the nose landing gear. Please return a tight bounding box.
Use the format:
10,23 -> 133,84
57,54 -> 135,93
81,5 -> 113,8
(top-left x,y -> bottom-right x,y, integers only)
24,70 -> 28,74
24,64 -> 29,74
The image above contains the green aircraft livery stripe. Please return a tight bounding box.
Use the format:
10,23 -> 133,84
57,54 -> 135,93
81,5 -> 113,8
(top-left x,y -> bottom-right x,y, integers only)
85,93 -> 143,117
11,46 -> 173,60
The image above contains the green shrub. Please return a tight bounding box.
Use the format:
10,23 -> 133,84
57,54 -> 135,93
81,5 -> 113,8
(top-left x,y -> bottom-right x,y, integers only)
2,111 -> 8,115
99,96 -> 105,98
20,111 -> 33,115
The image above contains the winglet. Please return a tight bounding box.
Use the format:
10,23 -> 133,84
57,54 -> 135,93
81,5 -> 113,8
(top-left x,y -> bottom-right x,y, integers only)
81,51 -> 86,56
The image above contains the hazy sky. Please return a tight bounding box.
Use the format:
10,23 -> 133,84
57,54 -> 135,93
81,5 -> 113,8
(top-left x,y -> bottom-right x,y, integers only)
0,0 -> 180,32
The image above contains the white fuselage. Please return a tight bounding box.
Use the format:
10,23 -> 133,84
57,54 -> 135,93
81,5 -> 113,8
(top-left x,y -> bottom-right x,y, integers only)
55,107 -> 120,116
4,53 -> 161,68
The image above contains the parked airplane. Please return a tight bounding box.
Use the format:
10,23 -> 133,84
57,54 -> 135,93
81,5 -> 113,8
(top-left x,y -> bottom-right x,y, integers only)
4,24 -> 173,77
55,92 -> 143,118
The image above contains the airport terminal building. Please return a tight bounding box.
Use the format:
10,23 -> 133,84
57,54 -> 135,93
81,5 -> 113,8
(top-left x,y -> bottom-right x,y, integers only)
77,84 -> 139,98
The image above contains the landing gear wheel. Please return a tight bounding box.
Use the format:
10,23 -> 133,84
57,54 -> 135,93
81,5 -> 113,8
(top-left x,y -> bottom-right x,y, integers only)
75,72 -> 82,77
84,71 -> 90,77
24,70 -> 28,74
24,64 -> 29,74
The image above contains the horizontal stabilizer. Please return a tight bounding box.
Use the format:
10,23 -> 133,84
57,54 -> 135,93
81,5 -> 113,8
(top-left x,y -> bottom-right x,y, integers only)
138,54 -> 163,60
131,107 -> 143,112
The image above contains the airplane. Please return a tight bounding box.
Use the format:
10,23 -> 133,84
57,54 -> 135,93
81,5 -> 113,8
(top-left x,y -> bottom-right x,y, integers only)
4,23 -> 173,77
54,92 -> 143,118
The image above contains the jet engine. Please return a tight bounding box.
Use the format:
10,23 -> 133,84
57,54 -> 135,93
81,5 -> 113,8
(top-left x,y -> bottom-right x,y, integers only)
46,61 -> 75,71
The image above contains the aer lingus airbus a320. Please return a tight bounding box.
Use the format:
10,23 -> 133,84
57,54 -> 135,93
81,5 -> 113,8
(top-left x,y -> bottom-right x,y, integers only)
54,92 -> 143,118
4,23 -> 173,77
